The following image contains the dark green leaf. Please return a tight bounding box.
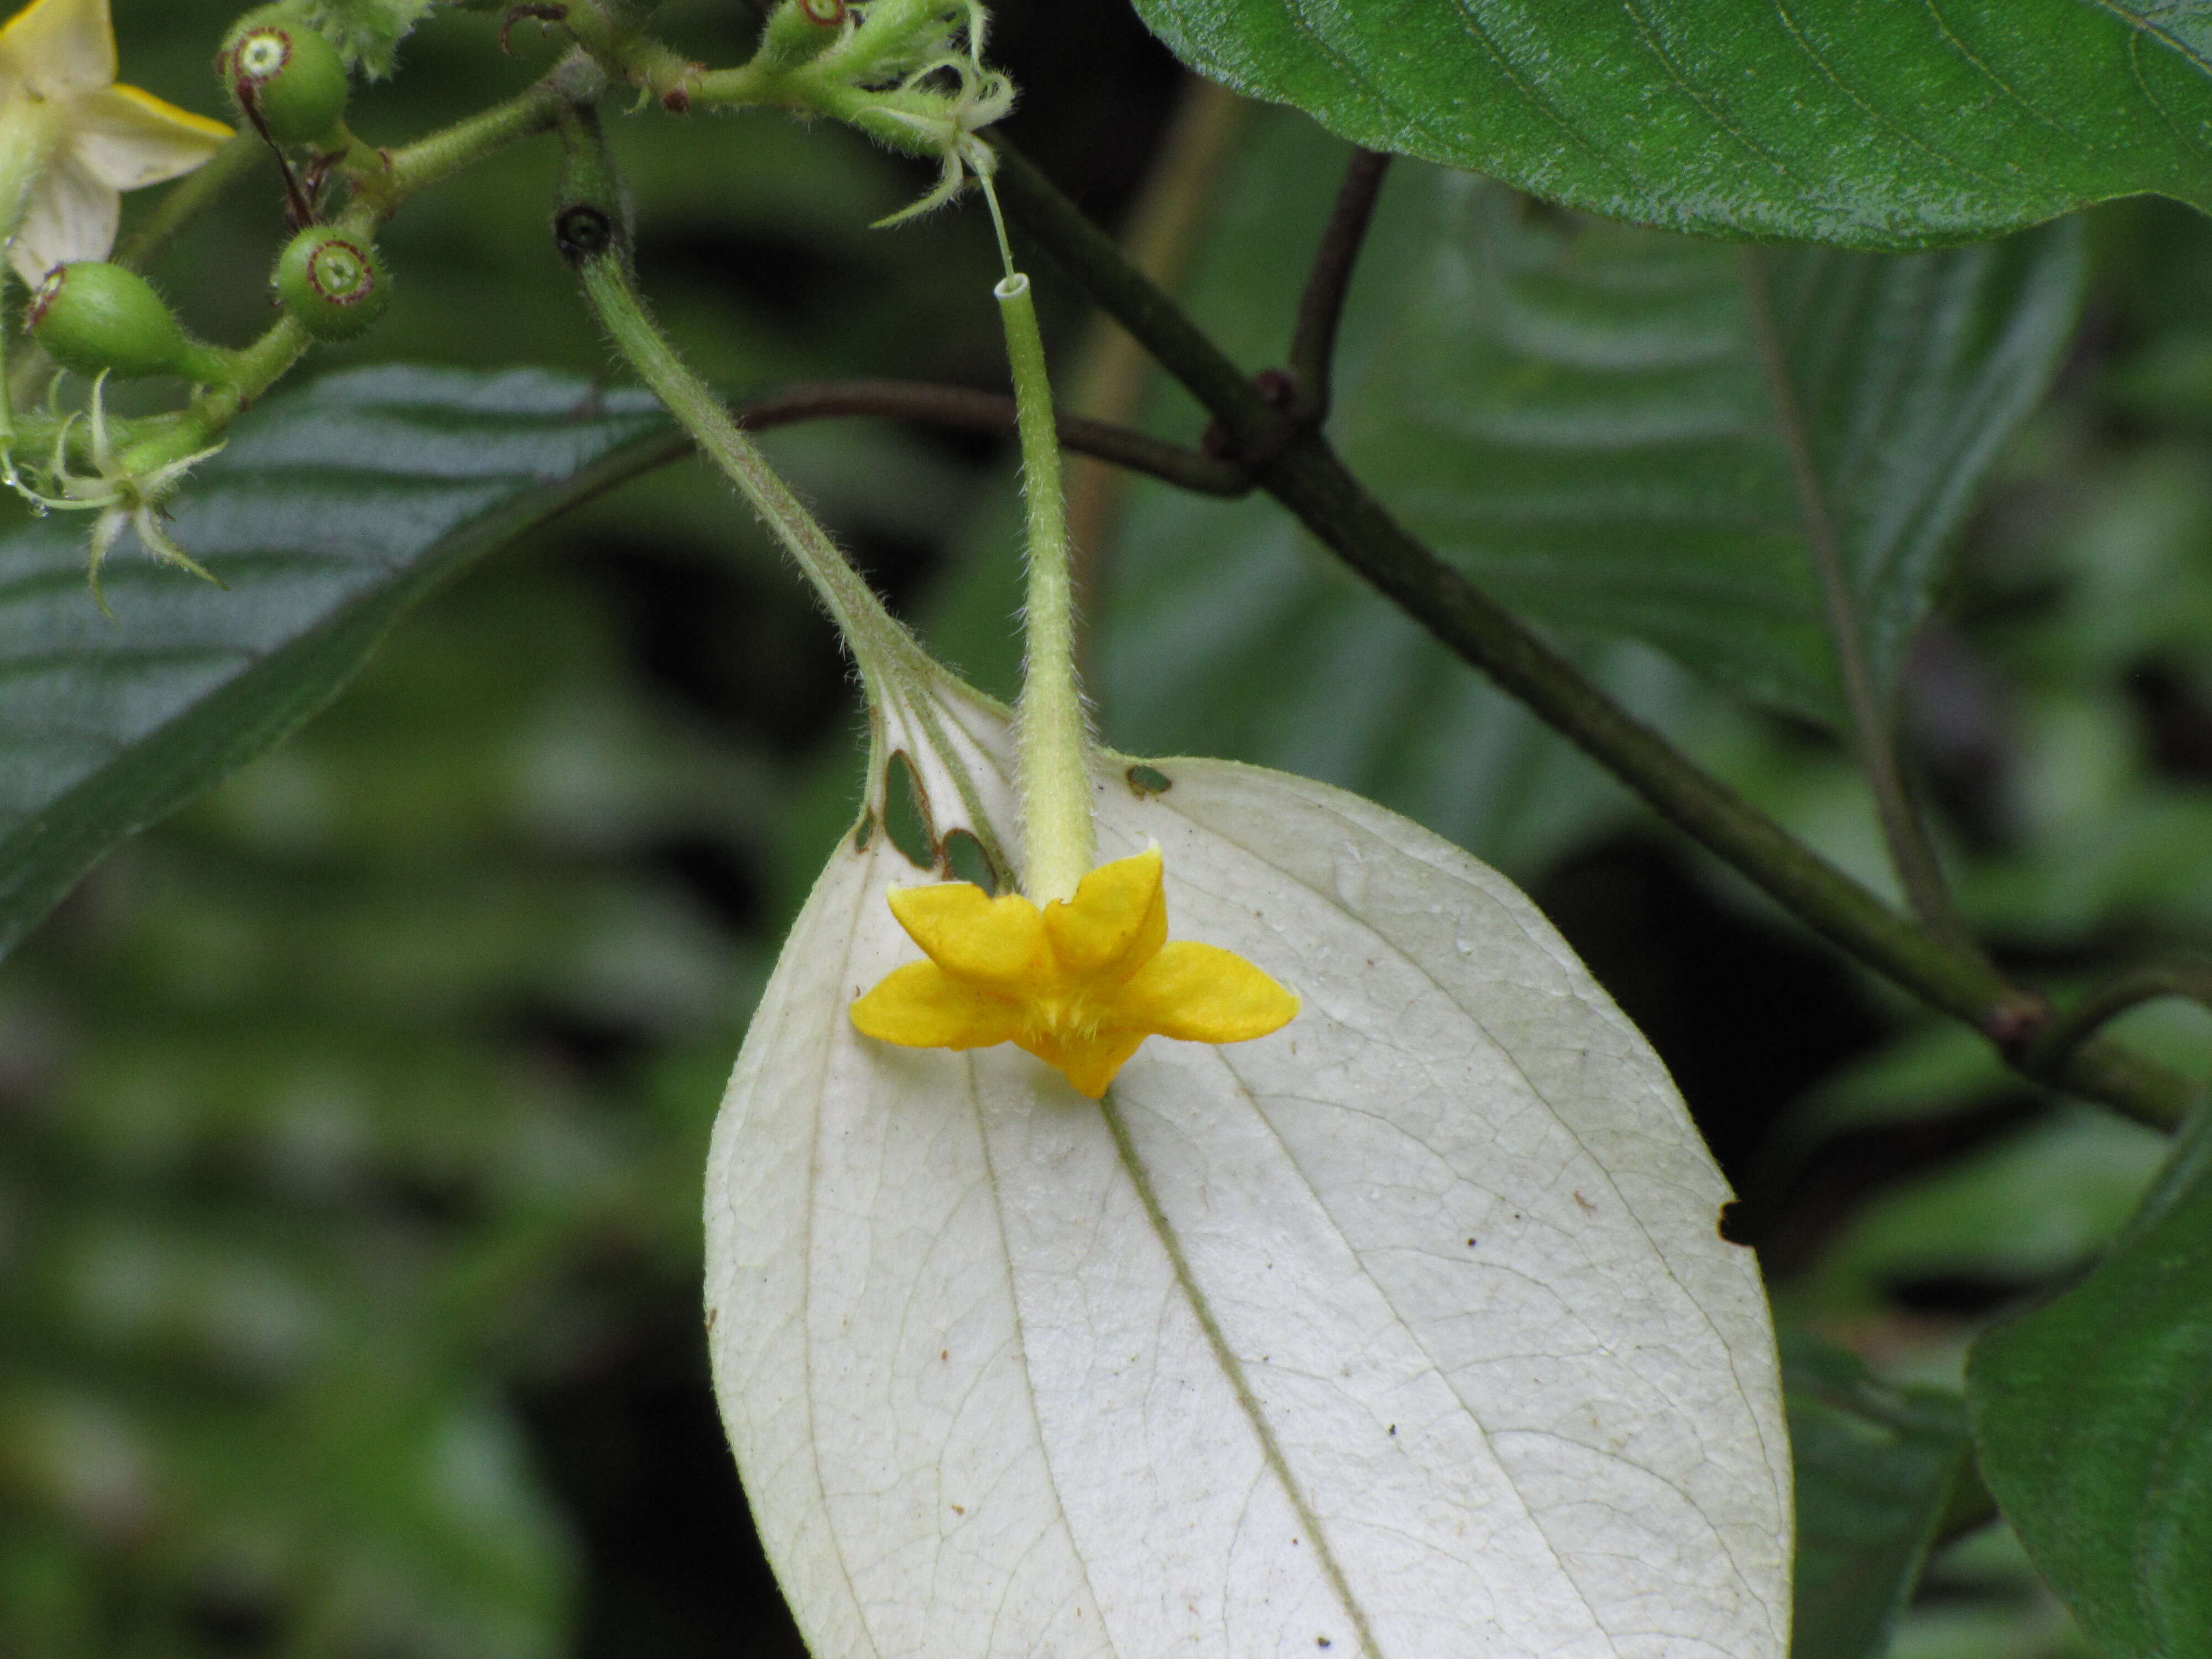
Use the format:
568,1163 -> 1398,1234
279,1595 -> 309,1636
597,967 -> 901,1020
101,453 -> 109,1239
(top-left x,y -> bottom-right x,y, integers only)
1791,1107 -> 2169,1316
1131,0 -> 2212,247
1783,1330 -> 1976,1659
1095,112 -> 2084,780
1968,1101 -> 2212,1659
0,367 -> 675,959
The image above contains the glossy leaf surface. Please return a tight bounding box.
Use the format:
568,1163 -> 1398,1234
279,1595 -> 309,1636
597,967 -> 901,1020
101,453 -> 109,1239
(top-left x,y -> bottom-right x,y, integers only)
1097,113 -> 2084,741
0,366 -> 669,958
1130,0 -> 2212,247
1968,1102 -> 2212,1659
705,682 -> 1791,1659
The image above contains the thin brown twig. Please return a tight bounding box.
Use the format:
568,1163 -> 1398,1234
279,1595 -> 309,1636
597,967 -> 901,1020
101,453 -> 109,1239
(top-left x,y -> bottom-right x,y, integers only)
2020,957 -> 2212,1076
1062,77 -> 1249,639
731,379 -> 1249,495
1288,148 -> 1390,422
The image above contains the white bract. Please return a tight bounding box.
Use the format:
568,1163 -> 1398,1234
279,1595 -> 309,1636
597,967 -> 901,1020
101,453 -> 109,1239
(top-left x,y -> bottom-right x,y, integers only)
704,682 -> 1792,1659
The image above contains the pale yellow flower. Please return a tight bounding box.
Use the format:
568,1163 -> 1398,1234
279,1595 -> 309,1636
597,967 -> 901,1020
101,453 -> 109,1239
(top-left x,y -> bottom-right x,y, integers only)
851,844 -> 1298,1097
0,0 -> 231,286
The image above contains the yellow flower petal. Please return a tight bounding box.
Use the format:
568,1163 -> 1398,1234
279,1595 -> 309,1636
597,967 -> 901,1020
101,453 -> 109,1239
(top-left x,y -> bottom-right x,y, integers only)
69,84 -> 229,191
0,0 -> 114,98
1119,940 -> 1299,1044
1020,1027 -> 1146,1100
1041,845 -> 1166,983
886,881 -> 1049,994
10,149 -> 112,284
850,960 -> 1025,1050
855,847 -> 1297,1099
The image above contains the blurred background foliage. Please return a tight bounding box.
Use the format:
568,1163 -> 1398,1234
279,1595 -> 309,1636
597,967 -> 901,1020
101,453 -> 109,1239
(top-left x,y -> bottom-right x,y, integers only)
1,1 -> 2208,1655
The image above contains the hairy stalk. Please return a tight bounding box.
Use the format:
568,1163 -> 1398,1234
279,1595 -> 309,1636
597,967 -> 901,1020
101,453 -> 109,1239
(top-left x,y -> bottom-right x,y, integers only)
540,0 -> 701,105
383,57 -> 604,203
1739,248 -> 1974,954
985,139 -> 2197,1133
557,110 -> 931,694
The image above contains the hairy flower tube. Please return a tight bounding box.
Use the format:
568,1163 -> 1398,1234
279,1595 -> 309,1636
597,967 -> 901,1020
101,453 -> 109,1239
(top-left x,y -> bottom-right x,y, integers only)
737,0 -> 1013,223
0,0 -> 231,285
851,844 -> 1297,1097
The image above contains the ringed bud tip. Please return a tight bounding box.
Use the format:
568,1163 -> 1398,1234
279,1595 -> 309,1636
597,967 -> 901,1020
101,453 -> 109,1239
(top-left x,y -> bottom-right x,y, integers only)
221,4 -> 349,146
274,227 -> 389,338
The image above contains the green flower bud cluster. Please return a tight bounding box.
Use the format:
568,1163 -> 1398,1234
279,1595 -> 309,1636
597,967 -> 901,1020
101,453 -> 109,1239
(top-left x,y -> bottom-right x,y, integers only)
27,264 -> 233,385
210,7 -> 394,343
745,0 -> 1013,222
221,4 -> 351,146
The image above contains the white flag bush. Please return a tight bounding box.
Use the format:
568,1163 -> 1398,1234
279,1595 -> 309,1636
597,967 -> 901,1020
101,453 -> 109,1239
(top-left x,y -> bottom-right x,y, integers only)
704,681 -> 1792,1659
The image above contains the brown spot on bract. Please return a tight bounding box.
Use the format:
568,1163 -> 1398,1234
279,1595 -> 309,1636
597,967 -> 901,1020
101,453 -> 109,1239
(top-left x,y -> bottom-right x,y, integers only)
1125,763 -> 1172,797
1574,1190 -> 1597,1213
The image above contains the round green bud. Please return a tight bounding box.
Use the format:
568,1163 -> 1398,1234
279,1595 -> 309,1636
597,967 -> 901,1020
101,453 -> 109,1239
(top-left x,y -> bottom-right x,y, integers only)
27,263 -> 199,379
221,4 -> 349,145
274,228 -> 389,339
755,0 -> 847,70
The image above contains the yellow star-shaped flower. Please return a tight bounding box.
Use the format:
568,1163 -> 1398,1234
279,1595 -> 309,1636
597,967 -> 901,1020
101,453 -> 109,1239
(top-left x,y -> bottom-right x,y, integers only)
0,0 -> 231,286
851,845 -> 1298,1098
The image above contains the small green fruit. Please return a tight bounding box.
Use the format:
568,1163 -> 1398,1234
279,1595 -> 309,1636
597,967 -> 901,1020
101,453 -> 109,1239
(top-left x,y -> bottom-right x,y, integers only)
28,263 -> 201,379
222,4 -> 349,145
754,0 -> 846,71
274,228 -> 389,338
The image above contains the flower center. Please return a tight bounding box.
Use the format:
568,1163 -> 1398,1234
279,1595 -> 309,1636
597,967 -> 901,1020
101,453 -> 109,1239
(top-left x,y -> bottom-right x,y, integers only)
306,241 -> 373,304
234,29 -> 293,82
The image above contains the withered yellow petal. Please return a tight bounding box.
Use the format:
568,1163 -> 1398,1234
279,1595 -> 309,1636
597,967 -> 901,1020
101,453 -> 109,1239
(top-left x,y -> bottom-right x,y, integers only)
1042,845 -> 1166,983
70,85 -> 230,190
885,881 -> 1048,993
1119,940 -> 1299,1044
1020,1027 -> 1147,1100
0,0 -> 115,97
849,961 -> 1025,1050
12,152 -> 112,286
